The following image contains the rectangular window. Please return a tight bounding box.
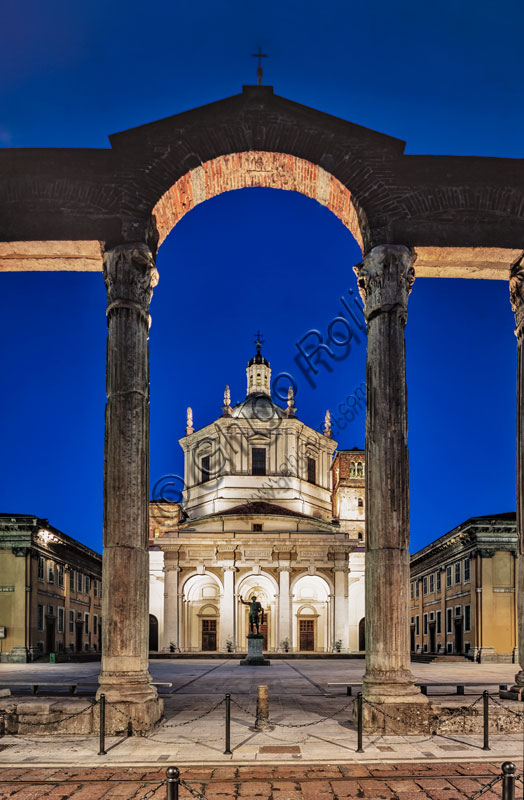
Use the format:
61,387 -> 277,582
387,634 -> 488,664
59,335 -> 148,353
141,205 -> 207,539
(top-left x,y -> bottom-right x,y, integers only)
94,579 -> 98,598
436,610 -> 442,634
410,582 -> 414,600
38,557 -> 44,581
446,565 -> 452,587
307,457 -> 316,485
423,576 -> 428,596
464,557 -> 470,583
464,604 -> 471,632
200,455 -> 211,483
69,610 -> 74,634
455,604 -> 462,617
251,447 -> 266,476
416,580 -> 419,598
84,613 -> 89,635
47,562 -> 55,583
77,572 -> 83,593
436,571 -> 441,592
455,561 -> 461,585
415,615 -> 420,635
57,607 -> 65,633
58,565 -> 64,589
85,575 -> 90,595
423,613 -> 428,635
94,615 -> 98,636
37,604 -> 44,631
253,524 -> 263,531
447,608 -> 453,634
429,573 -> 434,593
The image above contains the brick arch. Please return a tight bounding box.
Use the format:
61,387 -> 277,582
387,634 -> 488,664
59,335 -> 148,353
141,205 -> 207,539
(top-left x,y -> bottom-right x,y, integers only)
152,151 -> 366,253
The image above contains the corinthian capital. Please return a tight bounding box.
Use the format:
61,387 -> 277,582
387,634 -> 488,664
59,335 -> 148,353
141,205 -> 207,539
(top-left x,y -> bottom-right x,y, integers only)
103,242 -> 159,310
353,245 -> 415,321
510,257 -> 524,336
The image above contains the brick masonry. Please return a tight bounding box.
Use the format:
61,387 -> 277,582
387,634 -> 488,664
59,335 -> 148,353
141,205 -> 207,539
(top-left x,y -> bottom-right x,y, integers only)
0,762 -> 511,800
1,85 -> 524,260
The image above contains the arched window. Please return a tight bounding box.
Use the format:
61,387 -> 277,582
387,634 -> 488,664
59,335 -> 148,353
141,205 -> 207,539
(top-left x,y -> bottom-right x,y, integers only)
356,462 -> 363,477
349,461 -> 356,477
256,372 -> 261,385
358,497 -> 364,508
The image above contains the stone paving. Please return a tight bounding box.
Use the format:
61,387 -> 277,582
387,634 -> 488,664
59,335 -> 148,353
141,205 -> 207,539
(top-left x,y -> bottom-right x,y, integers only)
1,762 -> 522,800
0,660 -> 523,797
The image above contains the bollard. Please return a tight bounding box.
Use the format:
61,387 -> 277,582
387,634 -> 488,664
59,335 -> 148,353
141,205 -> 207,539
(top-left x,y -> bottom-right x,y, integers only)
255,685 -> 271,731
502,761 -> 516,800
356,691 -> 364,753
98,693 -> 106,756
482,690 -> 490,751
224,693 -> 232,754
166,766 -> 180,800
456,684 -> 464,695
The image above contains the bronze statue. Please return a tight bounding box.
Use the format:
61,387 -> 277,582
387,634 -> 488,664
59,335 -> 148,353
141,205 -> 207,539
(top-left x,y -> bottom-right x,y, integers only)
241,595 -> 264,634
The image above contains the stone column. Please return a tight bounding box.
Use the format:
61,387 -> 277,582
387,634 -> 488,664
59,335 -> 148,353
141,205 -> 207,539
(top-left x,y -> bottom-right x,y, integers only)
278,567 -> 292,649
163,565 -> 181,650
509,259 -> 524,696
220,567 -> 236,650
97,242 -> 162,726
353,245 -> 425,705
333,567 -> 349,650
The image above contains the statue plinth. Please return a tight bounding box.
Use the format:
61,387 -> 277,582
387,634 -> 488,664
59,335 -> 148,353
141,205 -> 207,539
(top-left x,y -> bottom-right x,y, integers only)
240,634 -> 271,666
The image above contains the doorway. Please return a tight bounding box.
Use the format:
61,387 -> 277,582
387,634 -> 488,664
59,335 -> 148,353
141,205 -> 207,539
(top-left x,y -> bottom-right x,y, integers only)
46,619 -> 55,654
454,620 -> 463,653
202,619 -> 217,651
299,619 -> 315,651
75,621 -> 83,652
429,623 -> 436,653
359,617 -> 366,651
149,614 -> 159,651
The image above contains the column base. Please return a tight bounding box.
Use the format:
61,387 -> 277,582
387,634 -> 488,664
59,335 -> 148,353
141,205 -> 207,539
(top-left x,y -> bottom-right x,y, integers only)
97,671 -> 163,733
362,670 -> 428,705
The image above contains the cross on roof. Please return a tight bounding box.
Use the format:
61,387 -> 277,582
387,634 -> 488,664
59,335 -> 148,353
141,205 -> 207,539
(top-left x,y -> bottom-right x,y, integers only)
251,48 -> 268,86
253,330 -> 264,352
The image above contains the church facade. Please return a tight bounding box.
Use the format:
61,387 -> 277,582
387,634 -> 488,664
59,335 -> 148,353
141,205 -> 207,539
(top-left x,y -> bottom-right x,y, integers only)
149,343 -> 366,654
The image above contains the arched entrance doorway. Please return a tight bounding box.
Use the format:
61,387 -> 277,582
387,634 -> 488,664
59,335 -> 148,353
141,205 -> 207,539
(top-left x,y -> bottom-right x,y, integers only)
237,574 -> 278,652
292,574 -> 331,652
358,617 -> 365,652
181,573 -> 222,652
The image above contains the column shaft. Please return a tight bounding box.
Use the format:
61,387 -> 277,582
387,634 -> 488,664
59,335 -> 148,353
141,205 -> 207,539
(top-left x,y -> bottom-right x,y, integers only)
354,245 -> 424,703
510,260 -> 524,689
333,568 -> 348,649
98,243 -> 160,713
278,568 -> 292,649
220,568 -> 236,650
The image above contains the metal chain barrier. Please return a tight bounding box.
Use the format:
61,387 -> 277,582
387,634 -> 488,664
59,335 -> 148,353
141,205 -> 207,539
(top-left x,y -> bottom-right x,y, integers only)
0,699 -> 98,731
160,697 -> 225,728
464,774 -> 503,800
104,699 -> 149,735
488,693 -> 524,718
269,697 -> 354,728
180,777 -> 212,800
139,778 -> 167,800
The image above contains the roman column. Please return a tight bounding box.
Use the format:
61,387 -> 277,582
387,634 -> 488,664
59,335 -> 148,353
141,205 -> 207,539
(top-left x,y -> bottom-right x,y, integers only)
220,567 -> 236,650
353,245 -> 425,704
163,564 -> 181,650
97,242 -> 162,726
509,258 -> 524,697
278,567 -> 292,649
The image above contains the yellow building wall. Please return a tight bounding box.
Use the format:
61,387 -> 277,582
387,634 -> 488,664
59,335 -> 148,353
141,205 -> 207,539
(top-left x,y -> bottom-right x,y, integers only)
481,552 -> 516,655
0,552 -> 27,655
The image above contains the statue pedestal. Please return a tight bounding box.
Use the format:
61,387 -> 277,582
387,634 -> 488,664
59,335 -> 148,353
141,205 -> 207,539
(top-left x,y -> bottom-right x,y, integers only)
240,634 -> 270,666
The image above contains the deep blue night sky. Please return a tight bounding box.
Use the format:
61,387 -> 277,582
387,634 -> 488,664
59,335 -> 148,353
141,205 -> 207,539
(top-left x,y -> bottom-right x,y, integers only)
0,0 -> 521,554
